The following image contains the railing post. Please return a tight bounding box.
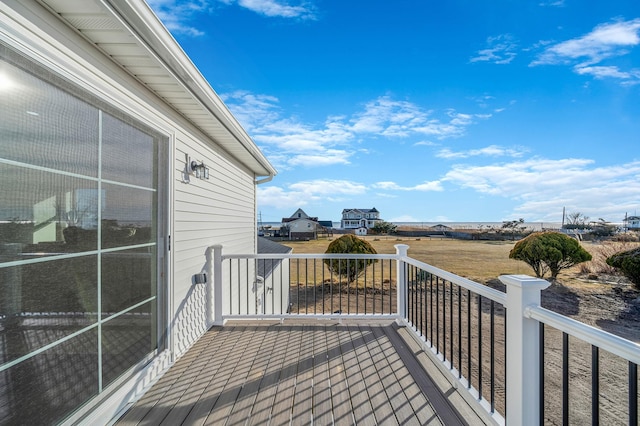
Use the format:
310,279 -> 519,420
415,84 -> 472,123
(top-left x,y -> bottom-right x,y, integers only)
206,244 -> 224,326
500,274 -> 551,426
395,244 -> 409,319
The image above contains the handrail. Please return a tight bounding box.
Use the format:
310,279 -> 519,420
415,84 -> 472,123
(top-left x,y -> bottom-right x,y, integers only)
222,252 -> 507,305
526,305 -> 640,364
222,253 -> 397,260
402,255 -> 507,306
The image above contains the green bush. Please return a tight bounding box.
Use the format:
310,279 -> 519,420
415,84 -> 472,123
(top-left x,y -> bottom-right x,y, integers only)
606,247 -> 640,289
371,221 -> 397,234
324,234 -> 378,283
509,231 -> 592,279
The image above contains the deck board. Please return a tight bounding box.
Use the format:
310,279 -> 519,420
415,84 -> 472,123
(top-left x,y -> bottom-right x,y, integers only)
312,324 -> 334,425
247,325 -> 290,425
326,326 -> 354,425
339,326 -> 377,424
268,325 -> 302,424
290,324 -> 314,424
115,321 -> 484,426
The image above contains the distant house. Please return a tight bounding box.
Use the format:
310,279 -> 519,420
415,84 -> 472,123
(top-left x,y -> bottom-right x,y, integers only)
430,224 -> 452,232
341,208 -> 383,229
355,227 -> 368,236
281,208 -> 321,240
624,215 -> 640,231
318,220 -> 334,228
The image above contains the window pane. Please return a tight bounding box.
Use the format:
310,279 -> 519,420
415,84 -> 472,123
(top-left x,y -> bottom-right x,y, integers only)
0,328 -> 99,425
102,301 -> 156,387
0,255 -> 97,363
0,58 -> 99,177
0,163 -> 98,253
102,247 -> 156,316
102,113 -> 157,189
102,183 -> 155,250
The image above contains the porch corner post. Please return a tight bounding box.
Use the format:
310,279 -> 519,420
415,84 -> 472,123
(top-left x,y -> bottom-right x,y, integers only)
501,274 -> 551,426
394,244 -> 409,319
207,244 -> 224,326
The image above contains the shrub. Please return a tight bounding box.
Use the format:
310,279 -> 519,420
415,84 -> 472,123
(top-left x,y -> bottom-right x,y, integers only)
371,221 -> 397,234
578,242 -> 634,276
606,247 -> 640,289
324,234 -> 378,283
509,231 -> 592,279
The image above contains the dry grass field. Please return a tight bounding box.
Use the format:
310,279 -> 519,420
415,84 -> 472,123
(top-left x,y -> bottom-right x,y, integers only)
280,236 -> 640,341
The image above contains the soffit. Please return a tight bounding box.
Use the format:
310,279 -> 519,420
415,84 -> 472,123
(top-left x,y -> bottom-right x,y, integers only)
37,0 -> 276,177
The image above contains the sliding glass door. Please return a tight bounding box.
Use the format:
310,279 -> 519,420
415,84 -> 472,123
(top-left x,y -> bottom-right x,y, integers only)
0,45 -> 167,424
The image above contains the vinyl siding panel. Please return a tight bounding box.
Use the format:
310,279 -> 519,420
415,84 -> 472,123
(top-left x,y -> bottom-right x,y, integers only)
172,133 -> 257,356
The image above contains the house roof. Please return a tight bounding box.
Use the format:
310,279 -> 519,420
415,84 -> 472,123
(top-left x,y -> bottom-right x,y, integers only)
37,0 -> 276,178
257,237 -> 292,255
257,237 -> 292,279
342,208 -> 380,214
282,217 -> 318,223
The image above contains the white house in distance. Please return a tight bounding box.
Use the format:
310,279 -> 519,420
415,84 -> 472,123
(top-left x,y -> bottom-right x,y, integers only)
623,215 -> 640,231
281,208 -> 322,240
341,207 -> 384,229
0,1 -> 276,424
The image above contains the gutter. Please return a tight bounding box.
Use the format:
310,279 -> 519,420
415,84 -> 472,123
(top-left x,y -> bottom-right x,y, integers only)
255,175 -> 274,185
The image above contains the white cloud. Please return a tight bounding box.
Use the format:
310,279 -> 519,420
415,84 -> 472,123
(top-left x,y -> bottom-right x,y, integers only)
223,92 -> 489,169
348,97 -> 487,139
531,19 -> 640,84
288,179 -> 367,195
413,140 -> 437,147
574,65 -> 634,79
235,0 -> 317,19
258,179 -> 367,208
374,181 -> 444,192
443,158 -> 640,222
470,34 -> 518,64
147,0 -> 208,36
148,0 -> 317,37
436,144 -> 528,159
288,150 -> 352,167
538,0 -> 565,6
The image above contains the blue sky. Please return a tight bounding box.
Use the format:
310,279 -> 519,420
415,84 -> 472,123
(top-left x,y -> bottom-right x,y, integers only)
148,0 -> 640,224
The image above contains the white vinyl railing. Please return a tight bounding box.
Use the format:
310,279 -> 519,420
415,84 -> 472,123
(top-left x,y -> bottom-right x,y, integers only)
204,244 -> 639,426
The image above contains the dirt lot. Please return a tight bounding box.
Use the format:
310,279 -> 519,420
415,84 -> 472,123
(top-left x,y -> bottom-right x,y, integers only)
280,236 -> 640,424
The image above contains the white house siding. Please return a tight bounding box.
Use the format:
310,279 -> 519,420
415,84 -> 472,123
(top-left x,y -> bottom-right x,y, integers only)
0,1 -> 273,424
172,133 -> 257,354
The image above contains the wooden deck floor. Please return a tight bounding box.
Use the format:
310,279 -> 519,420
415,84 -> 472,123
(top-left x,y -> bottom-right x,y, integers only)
115,321 -> 483,425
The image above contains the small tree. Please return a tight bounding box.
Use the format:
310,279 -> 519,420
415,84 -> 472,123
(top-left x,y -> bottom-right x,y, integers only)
606,247 -> 640,289
371,221 -> 397,234
564,212 -> 591,230
500,218 -> 527,241
589,218 -> 616,238
509,231 -> 592,280
324,234 -> 378,283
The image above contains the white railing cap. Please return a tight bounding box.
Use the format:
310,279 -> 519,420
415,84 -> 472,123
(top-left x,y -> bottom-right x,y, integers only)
499,274 -> 551,290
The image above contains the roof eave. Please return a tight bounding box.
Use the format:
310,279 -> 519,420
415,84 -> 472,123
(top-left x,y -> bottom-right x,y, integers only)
40,0 -> 276,178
